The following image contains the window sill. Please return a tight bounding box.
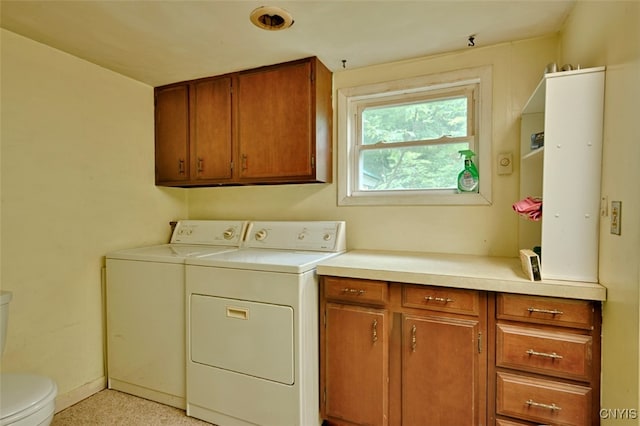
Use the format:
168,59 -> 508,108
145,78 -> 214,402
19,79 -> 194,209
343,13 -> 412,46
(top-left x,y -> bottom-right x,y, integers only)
338,190 -> 492,206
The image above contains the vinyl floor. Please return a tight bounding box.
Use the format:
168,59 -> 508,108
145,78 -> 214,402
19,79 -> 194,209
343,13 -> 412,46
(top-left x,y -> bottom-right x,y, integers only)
52,389 -> 214,425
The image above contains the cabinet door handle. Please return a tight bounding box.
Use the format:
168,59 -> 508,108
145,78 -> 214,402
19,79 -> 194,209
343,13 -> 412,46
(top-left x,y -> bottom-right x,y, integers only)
178,159 -> 185,175
372,319 -> 378,343
527,307 -> 563,315
525,399 -> 562,411
241,154 -> 248,171
197,158 -> 204,173
411,324 -> 417,352
424,296 -> 454,303
526,349 -> 563,359
342,288 -> 365,296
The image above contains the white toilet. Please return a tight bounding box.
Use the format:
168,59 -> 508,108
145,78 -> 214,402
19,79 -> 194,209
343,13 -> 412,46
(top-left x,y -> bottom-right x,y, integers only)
0,291 -> 58,426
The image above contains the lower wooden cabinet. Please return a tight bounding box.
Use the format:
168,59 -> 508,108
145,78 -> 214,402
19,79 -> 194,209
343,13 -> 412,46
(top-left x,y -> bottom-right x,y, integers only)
492,293 -> 601,426
320,277 -> 602,426
320,277 -> 487,426
496,371 -> 592,425
402,314 -> 484,425
324,303 -> 389,425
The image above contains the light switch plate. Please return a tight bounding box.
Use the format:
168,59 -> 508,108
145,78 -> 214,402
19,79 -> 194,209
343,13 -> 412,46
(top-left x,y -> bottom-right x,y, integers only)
611,201 -> 621,235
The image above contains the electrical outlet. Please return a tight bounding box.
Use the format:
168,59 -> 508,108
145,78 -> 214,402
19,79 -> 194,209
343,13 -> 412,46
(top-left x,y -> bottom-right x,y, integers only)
611,201 -> 621,235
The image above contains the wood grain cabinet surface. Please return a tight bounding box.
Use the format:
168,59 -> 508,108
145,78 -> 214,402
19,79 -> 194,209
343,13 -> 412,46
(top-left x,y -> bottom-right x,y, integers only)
154,57 -> 332,187
324,303 -> 389,426
320,277 -> 487,426
492,293 -> 601,426
155,84 -> 190,184
320,277 -> 602,426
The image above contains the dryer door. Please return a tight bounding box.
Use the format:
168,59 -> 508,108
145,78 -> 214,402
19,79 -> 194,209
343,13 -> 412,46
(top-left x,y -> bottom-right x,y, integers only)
190,294 -> 294,385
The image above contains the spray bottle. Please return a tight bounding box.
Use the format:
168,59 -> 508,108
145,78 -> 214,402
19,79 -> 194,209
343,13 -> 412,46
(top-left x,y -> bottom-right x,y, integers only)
457,149 -> 479,193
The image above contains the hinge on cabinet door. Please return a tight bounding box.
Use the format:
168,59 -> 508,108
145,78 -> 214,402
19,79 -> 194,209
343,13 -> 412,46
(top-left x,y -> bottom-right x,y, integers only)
310,69 -> 315,82
230,161 -> 234,171
477,332 -> 482,353
311,156 -> 316,169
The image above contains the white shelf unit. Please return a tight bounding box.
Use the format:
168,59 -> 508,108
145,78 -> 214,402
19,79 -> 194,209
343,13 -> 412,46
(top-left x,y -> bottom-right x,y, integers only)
519,67 -> 605,282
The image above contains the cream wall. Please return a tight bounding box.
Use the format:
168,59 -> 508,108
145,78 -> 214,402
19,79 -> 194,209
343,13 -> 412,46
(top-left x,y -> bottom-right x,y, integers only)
188,35 -> 559,257
560,2 -> 640,423
0,29 -> 187,408
1,1 -> 637,419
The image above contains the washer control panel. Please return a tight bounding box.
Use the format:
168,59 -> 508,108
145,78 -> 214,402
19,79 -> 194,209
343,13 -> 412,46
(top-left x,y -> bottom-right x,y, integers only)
244,221 -> 346,252
170,220 -> 248,246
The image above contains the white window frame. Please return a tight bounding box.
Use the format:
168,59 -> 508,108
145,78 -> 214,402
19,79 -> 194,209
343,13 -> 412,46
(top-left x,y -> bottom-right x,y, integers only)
337,66 -> 492,206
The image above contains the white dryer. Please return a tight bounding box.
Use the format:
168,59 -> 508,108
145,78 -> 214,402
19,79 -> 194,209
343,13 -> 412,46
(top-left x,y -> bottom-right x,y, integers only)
185,221 -> 346,426
105,220 -> 247,409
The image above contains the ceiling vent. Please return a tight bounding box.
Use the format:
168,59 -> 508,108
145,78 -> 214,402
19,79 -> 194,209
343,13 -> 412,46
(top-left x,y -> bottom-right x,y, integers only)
250,6 -> 294,31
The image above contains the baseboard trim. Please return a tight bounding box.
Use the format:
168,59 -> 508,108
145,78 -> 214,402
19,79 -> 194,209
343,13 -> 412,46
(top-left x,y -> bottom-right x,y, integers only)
55,376 -> 106,413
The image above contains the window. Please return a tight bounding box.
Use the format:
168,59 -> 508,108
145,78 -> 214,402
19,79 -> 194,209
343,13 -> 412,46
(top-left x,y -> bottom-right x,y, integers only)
337,66 -> 492,206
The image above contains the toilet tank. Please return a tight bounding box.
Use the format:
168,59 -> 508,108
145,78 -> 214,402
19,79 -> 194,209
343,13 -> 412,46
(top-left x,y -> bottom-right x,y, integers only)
0,291 -> 12,354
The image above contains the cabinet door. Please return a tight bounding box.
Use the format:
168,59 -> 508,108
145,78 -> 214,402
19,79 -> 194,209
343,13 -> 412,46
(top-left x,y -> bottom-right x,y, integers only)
190,77 -> 233,181
237,60 -> 313,180
402,314 -> 484,426
325,303 -> 388,426
155,85 -> 189,184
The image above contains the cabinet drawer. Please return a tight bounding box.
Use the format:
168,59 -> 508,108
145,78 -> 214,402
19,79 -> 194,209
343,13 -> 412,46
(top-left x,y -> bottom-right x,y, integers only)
323,277 -> 388,305
497,323 -> 592,381
496,371 -> 591,426
497,294 -> 594,329
402,285 -> 480,316
496,419 -> 535,426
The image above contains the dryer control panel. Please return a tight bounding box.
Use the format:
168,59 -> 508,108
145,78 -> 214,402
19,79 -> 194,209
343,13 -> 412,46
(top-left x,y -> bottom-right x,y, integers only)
244,221 -> 346,252
171,220 -> 248,246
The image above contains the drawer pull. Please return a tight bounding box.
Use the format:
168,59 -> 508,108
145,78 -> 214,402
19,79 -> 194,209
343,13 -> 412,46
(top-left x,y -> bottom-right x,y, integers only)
226,306 -> 249,320
527,307 -> 564,315
342,288 -> 366,296
411,324 -> 417,352
526,349 -> 564,359
525,399 -> 562,411
425,296 -> 454,303
372,319 -> 378,343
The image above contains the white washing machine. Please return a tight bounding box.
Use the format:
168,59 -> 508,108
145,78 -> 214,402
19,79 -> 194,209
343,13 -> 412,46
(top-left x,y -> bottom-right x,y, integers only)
185,221 -> 346,426
105,220 -> 247,409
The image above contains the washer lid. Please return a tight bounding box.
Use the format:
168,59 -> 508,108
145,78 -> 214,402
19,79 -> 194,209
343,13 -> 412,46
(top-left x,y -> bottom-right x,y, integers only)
106,244 -> 238,263
0,373 -> 57,422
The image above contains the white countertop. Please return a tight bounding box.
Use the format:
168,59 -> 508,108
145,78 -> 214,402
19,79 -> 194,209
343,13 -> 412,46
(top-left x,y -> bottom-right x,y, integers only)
316,250 -> 607,301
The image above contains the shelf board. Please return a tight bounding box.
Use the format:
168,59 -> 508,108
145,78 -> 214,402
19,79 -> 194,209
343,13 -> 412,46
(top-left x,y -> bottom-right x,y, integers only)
522,146 -> 544,160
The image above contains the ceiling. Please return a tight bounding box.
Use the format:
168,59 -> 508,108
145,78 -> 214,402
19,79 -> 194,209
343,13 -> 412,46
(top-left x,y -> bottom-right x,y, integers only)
0,1 -> 574,87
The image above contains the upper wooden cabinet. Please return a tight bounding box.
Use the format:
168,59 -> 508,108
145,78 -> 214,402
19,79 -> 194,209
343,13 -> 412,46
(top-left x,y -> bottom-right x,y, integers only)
155,76 -> 233,185
190,77 -> 233,182
155,84 -> 190,184
154,57 -> 332,187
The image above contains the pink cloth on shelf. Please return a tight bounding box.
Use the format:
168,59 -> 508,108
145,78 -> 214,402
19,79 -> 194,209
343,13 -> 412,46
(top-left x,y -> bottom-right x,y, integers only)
512,196 -> 542,221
